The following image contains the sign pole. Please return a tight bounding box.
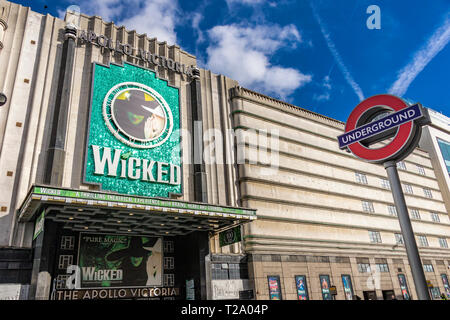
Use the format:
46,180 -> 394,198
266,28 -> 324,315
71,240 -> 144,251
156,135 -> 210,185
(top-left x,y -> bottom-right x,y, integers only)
384,160 -> 430,300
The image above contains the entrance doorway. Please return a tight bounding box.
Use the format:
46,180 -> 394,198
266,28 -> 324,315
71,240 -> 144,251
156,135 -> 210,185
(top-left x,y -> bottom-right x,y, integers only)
382,290 -> 395,300
363,290 -> 377,300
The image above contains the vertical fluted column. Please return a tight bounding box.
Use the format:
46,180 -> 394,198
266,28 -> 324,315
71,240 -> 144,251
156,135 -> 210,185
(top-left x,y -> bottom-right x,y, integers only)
44,24 -> 77,185
190,66 -> 208,203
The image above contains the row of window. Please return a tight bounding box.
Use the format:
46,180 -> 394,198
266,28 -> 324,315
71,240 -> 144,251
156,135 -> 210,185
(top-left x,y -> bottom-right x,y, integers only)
356,163 -> 426,184
54,272 -> 176,289
368,231 -> 449,248
357,262 -> 436,273
57,255 -> 177,271
211,263 -> 249,280
59,237 -> 176,253
356,263 -> 389,273
356,172 -> 433,198
362,201 -> 443,222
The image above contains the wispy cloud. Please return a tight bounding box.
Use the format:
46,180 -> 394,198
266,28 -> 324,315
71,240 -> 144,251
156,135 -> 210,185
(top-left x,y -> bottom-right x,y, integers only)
313,75 -> 332,102
225,0 -> 277,7
310,2 -> 364,101
389,12 -> 450,97
191,12 -> 204,44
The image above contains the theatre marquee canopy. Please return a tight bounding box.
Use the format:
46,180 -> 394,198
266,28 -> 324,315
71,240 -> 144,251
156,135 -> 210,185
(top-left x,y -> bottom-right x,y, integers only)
18,185 -> 256,237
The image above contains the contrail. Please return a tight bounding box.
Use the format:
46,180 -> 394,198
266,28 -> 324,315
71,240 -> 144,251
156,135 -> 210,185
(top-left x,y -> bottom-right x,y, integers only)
310,2 -> 364,101
389,12 -> 450,96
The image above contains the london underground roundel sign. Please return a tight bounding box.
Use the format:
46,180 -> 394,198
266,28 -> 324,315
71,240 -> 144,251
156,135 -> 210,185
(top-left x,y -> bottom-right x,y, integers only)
338,94 -> 430,164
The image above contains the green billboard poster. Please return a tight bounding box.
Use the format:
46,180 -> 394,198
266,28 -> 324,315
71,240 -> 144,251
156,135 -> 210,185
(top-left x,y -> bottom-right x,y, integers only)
78,233 -> 163,288
219,226 -> 242,247
84,62 -> 181,198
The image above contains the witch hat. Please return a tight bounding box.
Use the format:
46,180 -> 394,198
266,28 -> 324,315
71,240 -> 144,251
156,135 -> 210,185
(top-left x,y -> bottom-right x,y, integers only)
106,237 -> 158,261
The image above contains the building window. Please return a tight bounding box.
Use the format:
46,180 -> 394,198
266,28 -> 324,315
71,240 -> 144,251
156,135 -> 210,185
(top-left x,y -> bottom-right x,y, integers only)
423,188 -> 433,199
431,212 -> 440,223
397,161 -> 406,170
362,201 -> 375,213
439,238 -> 448,248
355,172 -> 368,184
211,263 -> 228,280
60,236 -> 75,250
410,209 -> 421,220
358,263 -> 371,273
403,184 -> 413,194
417,165 -> 426,175
395,233 -> 404,245
164,257 -> 175,270
163,274 -> 175,286
376,263 -> 390,272
229,264 -> 242,280
437,139 -> 450,176
418,235 -> 429,247
55,275 -> 69,289
423,264 -> 434,272
381,179 -> 391,190
211,263 -> 248,280
369,231 -> 382,243
163,240 -> 174,253
58,255 -> 73,270
388,205 -> 397,217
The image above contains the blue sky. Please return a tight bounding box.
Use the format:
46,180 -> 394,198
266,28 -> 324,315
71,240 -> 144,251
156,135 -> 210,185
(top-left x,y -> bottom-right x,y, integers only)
15,0 -> 450,122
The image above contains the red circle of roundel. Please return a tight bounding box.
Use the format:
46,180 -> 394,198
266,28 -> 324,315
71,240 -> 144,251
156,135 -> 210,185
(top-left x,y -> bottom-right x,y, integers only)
345,94 -> 414,162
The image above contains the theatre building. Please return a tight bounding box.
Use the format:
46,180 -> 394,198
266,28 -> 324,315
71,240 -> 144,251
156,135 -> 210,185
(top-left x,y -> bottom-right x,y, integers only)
0,1 -> 256,300
0,0 -> 449,300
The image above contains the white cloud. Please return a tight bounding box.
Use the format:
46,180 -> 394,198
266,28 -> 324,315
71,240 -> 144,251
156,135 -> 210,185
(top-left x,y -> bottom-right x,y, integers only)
205,24 -> 311,99
119,0 -> 178,44
61,0 -> 179,44
310,2 -> 364,101
389,13 -> 450,97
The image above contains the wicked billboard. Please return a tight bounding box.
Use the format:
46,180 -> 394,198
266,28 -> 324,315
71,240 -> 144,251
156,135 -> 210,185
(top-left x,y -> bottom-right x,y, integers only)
84,62 -> 182,198
78,233 -> 163,288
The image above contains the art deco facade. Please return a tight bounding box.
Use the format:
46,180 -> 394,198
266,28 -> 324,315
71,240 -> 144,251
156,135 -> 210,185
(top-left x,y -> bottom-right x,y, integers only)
0,0 -> 448,300
229,88 -> 450,300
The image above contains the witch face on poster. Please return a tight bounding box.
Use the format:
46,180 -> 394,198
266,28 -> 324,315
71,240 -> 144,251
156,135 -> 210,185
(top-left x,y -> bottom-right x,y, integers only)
78,234 -> 163,288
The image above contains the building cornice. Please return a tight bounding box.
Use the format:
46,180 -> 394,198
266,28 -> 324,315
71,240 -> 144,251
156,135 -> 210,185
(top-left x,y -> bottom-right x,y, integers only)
72,13 -> 197,60
230,86 -> 345,129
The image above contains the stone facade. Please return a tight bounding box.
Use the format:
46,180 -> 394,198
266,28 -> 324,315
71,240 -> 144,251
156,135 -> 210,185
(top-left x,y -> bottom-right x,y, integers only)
0,0 -> 449,300
230,87 -> 450,300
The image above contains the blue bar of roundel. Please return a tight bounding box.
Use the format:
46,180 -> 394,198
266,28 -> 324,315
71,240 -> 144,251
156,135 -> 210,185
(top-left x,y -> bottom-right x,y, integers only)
338,104 -> 422,149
